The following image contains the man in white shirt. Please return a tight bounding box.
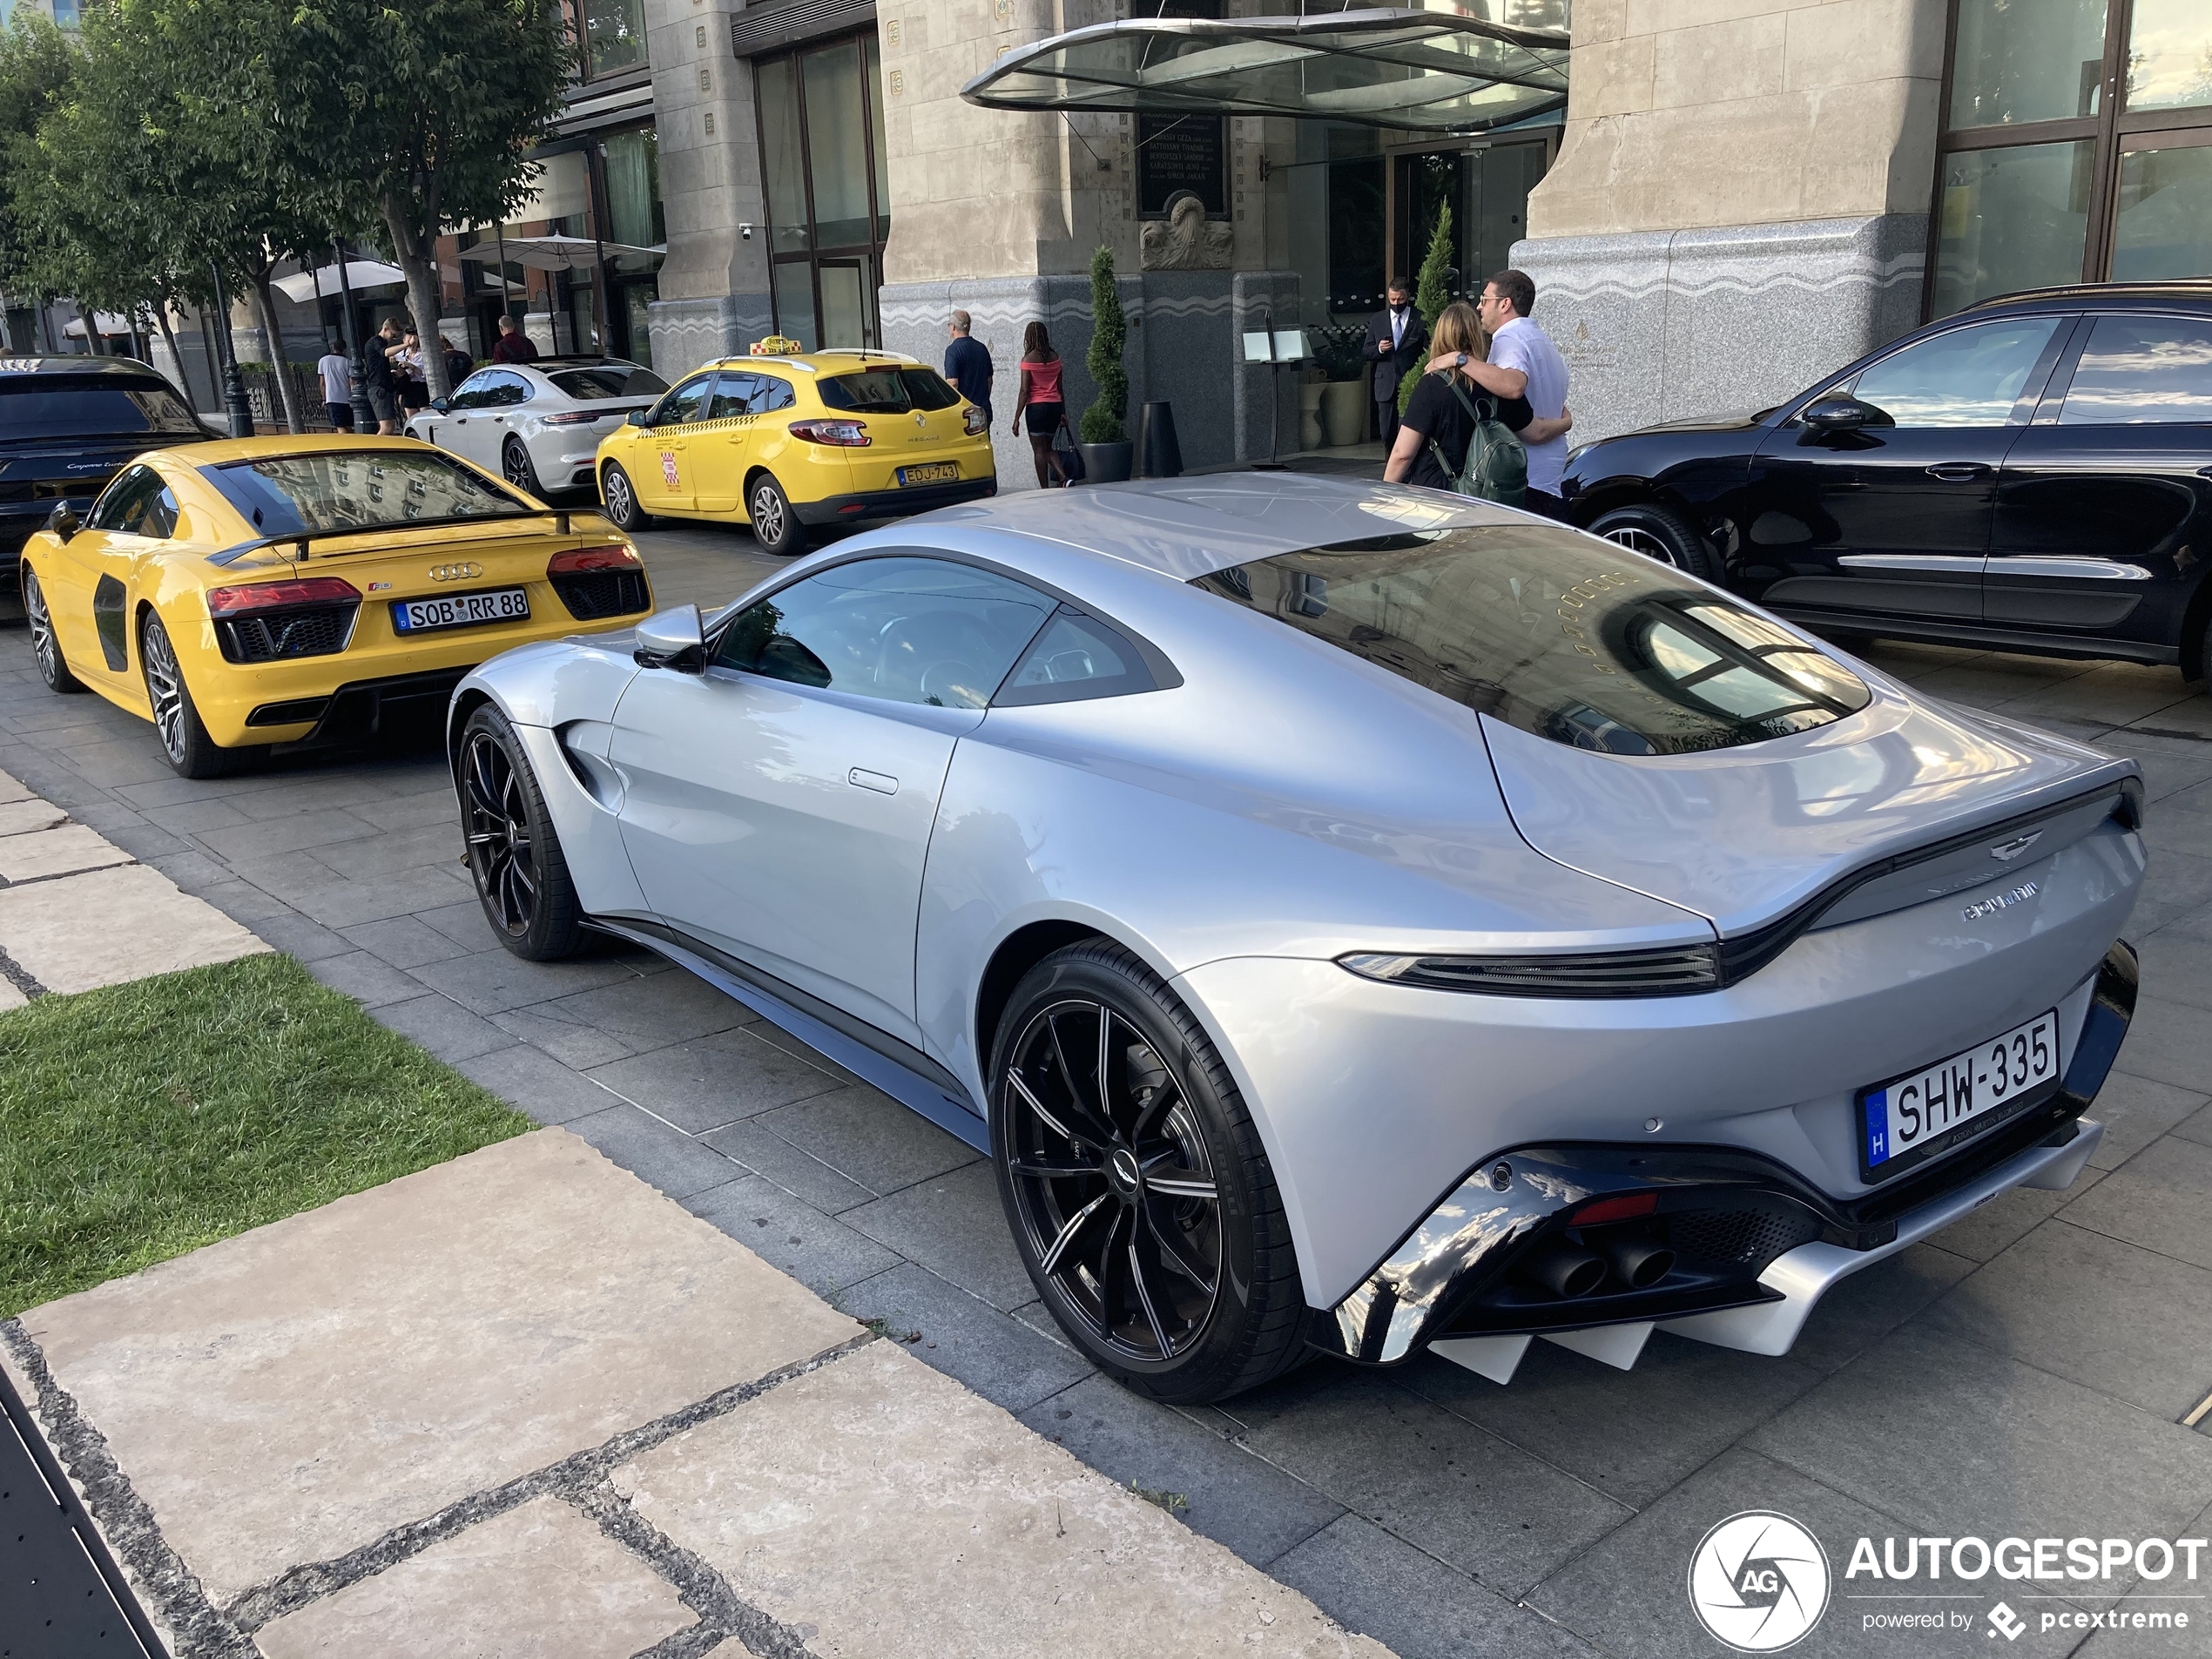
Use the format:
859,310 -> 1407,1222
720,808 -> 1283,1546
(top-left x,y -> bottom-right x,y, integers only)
316,338 -> 354,432
1433,268 -> 1573,518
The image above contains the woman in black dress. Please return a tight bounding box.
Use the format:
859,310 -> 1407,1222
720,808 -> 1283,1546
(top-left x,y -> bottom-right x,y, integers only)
1382,301 -> 1571,492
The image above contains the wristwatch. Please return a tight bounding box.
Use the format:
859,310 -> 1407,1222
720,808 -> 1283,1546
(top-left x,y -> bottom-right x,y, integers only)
1454,352 -> 1468,369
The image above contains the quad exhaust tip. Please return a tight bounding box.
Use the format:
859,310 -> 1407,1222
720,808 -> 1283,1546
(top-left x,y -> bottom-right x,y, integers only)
1527,1245 -> 1605,1298
1606,1239 -> 1676,1290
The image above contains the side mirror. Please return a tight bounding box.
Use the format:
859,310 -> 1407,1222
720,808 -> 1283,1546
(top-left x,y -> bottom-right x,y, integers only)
633,604 -> 705,671
625,408 -> 648,427
1799,395 -> 1884,436
44,503 -> 78,542
431,397 -> 450,414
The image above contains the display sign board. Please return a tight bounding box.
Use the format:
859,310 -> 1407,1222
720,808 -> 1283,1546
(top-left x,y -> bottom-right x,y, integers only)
1137,114 -> 1229,217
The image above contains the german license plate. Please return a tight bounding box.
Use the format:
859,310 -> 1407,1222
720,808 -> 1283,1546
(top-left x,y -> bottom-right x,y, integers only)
391,588 -> 530,634
898,462 -> 959,486
1858,1009 -> 2059,1180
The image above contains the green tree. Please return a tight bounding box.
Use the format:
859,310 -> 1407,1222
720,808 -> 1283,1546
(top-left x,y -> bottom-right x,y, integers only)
1399,202 -> 1454,415
1080,244 -> 1128,444
0,12 -> 78,341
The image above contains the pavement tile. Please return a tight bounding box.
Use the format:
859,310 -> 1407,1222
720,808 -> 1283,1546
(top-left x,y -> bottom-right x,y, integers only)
2080,1071 -> 2209,1170
697,1116 -> 878,1214
753,1082 -> 982,1197
684,1174 -> 902,1300
1271,1514 -> 1596,1659
307,948 -> 433,1009
42,740 -> 178,790
2127,848 -> 2212,934
584,1026 -> 844,1134
17,1130 -> 862,1607
351,788 -> 464,832
743,1016 -> 872,1091
841,1160 -> 1031,1312
0,767 -> 31,804
371,992 -> 517,1063
1745,1323 -> 2212,1584
0,797 -> 67,835
489,1002 -> 643,1070
339,914 -> 479,969
407,945 -> 651,1017
1919,1218 -> 2212,1420
136,798 -> 252,836
612,1340 -> 1386,1659
266,863 -> 479,931
455,1042 -> 627,1127
243,911 -> 354,964
252,1494 -> 696,1659
0,822 -> 134,882
1915,1166 -> 2107,1263
416,897 -> 498,948
2059,1133 -> 2212,1271
533,966 -> 752,1052
1217,1364 -> 1632,1600
2175,1100 -> 2212,1148
0,863 -> 267,994
2103,994 -> 2212,1094
565,1102 -> 745,1201
303,819 -> 462,880
829,1262 -> 1094,1415
193,807 -> 384,863
1400,1333 -> 1824,1508
1022,1375 -> 1345,1568
142,848 -> 235,893
92,819 -> 190,864
184,877 -> 300,926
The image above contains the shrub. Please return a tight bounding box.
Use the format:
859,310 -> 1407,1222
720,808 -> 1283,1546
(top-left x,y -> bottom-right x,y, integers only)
1079,243 -> 1127,444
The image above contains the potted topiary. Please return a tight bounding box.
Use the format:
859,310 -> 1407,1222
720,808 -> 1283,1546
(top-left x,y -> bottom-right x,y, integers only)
1397,202 -> 1454,419
1078,245 -> 1133,483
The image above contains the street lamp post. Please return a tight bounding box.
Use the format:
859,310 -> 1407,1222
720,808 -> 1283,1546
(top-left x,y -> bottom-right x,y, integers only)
332,238 -> 376,432
206,260 -> 257,438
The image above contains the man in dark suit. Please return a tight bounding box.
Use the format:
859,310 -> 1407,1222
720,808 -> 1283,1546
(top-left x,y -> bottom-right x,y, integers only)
1363,278 -> 1426,450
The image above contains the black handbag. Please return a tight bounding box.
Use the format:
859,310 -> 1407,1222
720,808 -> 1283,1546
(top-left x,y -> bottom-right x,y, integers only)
1053,420 -> 1086,485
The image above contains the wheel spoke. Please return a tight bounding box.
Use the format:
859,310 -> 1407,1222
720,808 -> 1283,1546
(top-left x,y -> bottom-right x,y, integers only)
1041,1012 -> 1118,1147
1008,1155 -> 1103,1180
1039,1192 -> 1111,1274
1127,1236 -> 1175,1358
1094,1204 -> 1134,1329
1141,1202 -> 1219,1298
1096,1004 -> 1115,1127
1142,1163 -> 1217,1203
1007,1069 -> 1105,1153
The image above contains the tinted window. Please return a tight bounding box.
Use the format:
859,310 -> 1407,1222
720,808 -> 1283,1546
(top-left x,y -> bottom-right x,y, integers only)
448,371 -> 502,410
651,374 -> 713,426
755,374 -> 796,413
1849,317 -> 2063,427
480,371 -> 531,408
1194,528 -> 1872,756
0,377 -> 203,439
994,609 -> 1159,706
715,556 -> 1055,710
2059,314 -> 2212,424
708,373 -> 759,419
547,365 -> 667,400
88,465 -> 178,537
817,368 -> 962,414
207,451 -> 526,536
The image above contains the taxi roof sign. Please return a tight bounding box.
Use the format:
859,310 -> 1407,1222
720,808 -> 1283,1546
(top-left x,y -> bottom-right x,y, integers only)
751,336 -> 805,356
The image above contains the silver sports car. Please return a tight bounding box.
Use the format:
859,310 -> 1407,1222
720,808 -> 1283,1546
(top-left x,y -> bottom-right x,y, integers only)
448,476 -> 2143,1403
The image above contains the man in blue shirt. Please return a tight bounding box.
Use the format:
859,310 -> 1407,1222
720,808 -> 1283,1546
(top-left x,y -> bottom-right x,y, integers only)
943,311 -> 994,423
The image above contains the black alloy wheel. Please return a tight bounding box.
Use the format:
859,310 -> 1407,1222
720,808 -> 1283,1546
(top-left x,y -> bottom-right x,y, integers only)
502,436 -> 546,498
1588,501 -> 1726,584
990,941 -> 1308,1403
23,565 -> 84,693
459,703 -> 583,960
141,613 -> 250,779
601,462 -> 654,532
747,473 -> 808,556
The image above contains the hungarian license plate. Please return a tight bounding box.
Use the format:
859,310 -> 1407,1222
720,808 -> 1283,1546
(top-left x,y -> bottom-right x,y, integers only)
391,588 -> 530,634
898,462 -> 959,486
1858,1009 -> 2059,1180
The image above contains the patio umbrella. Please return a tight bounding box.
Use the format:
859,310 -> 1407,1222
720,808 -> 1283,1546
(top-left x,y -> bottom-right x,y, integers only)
64,311 -> 132,337
455,236 -> 658,272
273,260 -> 407,303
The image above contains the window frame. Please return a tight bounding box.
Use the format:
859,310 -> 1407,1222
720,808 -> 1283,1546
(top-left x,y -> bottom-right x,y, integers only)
2040,307 -> 2212,425
1840,314 -> 2074,428
87,464 -> 178,538
649,372 -> 716,428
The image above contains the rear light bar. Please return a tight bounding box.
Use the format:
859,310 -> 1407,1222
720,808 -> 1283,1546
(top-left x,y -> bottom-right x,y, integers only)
963,405 -> 989,435
206,577 -> 361,617
1338,945 -> 1723,998
541,410 -> 604,426
788,418 -> 870,447
548,543 -> 642,576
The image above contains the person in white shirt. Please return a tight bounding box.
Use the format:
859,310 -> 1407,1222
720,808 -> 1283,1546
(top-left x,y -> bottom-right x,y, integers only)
1427,268 -> 1573,518
316,338 -> 354,432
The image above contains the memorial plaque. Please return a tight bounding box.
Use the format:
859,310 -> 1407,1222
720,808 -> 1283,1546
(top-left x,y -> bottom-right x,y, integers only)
1137,114 -> 1228,217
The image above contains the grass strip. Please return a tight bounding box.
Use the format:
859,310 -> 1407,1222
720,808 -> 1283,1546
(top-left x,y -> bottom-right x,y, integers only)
1,952 -> 530,1316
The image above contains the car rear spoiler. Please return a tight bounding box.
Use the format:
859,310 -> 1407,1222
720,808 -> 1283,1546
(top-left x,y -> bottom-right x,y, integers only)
205,509 -> 592,567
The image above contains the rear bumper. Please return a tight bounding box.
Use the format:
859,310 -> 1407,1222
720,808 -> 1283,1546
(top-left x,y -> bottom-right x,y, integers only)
792,476 -> 997,526
248,668 -> 473,747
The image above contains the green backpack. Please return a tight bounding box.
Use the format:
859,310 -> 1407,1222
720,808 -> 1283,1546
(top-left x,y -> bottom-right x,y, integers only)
1425,372 -> 1527,508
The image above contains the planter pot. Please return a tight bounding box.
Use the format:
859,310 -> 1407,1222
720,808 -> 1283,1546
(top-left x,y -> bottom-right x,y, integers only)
1298,381 -> 1326,451
1321,380 -> 1369,448
1079,440 -> 1133,484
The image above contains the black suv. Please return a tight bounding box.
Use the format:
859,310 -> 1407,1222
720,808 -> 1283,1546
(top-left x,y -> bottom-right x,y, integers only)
1,356 -> 216,620
1559,280 -> 2212,685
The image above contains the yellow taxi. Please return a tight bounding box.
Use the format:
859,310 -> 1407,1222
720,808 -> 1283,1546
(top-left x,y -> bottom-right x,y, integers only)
17,435 -> 653,778
592,346 -> 995,555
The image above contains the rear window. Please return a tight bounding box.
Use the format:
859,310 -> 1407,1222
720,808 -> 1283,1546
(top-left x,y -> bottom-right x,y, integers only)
817,368 -> 962,414
547,365 -> 668,401
0,377 -> 203,440
1193,527 -> 1872,755
206,451 -> 527,537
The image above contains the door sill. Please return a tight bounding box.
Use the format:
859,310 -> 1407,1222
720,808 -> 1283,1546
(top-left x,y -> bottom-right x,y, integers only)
1774,608 -> 2178,667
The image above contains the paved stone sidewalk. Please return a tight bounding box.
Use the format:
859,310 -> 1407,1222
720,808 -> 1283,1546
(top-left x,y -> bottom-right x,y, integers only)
1,1130 -> 1389,1659
3,522 -> 2211,1656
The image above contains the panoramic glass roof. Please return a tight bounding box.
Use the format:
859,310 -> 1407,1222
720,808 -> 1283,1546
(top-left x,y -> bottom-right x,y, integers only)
961,4 -> 1570,134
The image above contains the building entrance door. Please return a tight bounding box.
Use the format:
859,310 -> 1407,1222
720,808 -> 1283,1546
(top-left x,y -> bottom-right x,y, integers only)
1389,138 -> 1552,305
756,32 -> 892,350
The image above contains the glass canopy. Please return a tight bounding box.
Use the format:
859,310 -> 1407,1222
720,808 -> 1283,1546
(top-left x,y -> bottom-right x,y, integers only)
961,5 -> 1570,135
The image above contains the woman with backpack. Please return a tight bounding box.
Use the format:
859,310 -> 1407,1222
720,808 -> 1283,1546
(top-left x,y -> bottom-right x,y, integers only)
1010,320 -> 1069,489
1382,301 -> 1570,502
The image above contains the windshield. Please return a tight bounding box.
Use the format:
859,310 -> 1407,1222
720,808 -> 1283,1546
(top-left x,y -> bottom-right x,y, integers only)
547,365 -> 667,401
1193,527 -> 1872,755
0,379 -> 204,441
817,368 -> 963,414
206,451 -> 527,536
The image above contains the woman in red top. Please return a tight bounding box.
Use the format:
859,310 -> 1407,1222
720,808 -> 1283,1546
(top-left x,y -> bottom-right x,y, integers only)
1010,320 -> 1068,488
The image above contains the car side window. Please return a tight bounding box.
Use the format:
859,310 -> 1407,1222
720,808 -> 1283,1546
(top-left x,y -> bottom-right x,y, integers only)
652,374 -> 714,428
448,371 -> 497,410
482,371 -> 531,408
993,608 -> 1162,706
709,373 -> 759,419
87,465 -> 176,537
1846,317 -> 2064,428
754,375 -> 796,413
2058,314 -> 2212,425
713,556 -> 1055,710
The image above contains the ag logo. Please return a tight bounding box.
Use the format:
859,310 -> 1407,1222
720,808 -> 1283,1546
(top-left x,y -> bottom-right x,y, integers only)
1688,1511 -> 1831,1651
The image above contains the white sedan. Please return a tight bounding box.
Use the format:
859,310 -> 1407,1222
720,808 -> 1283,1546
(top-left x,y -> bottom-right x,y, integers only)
408,358 -> 668,499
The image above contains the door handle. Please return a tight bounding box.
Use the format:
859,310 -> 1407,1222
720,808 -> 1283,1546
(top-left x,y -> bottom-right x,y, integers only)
2196,466 -> 2212,480
847,767 -> 898,795
1924,462 -> 1992,482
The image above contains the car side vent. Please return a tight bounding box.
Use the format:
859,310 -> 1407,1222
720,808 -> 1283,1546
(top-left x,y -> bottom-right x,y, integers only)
552,570 -> 651,621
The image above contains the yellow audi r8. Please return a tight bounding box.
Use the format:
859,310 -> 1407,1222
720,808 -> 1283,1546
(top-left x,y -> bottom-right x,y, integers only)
593,348 -> 995,556
17,435 -> 654,779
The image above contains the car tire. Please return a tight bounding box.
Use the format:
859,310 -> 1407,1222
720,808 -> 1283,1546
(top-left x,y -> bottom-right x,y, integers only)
141,613 -> 250,779
747,472 -> 809,556
989,940 -> 1309,1405
1588,502 -> 1726,583
23,565 -> 84,693
459,703 -> 584,961
601,462 -> 655,532
502,437 -> 546,499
